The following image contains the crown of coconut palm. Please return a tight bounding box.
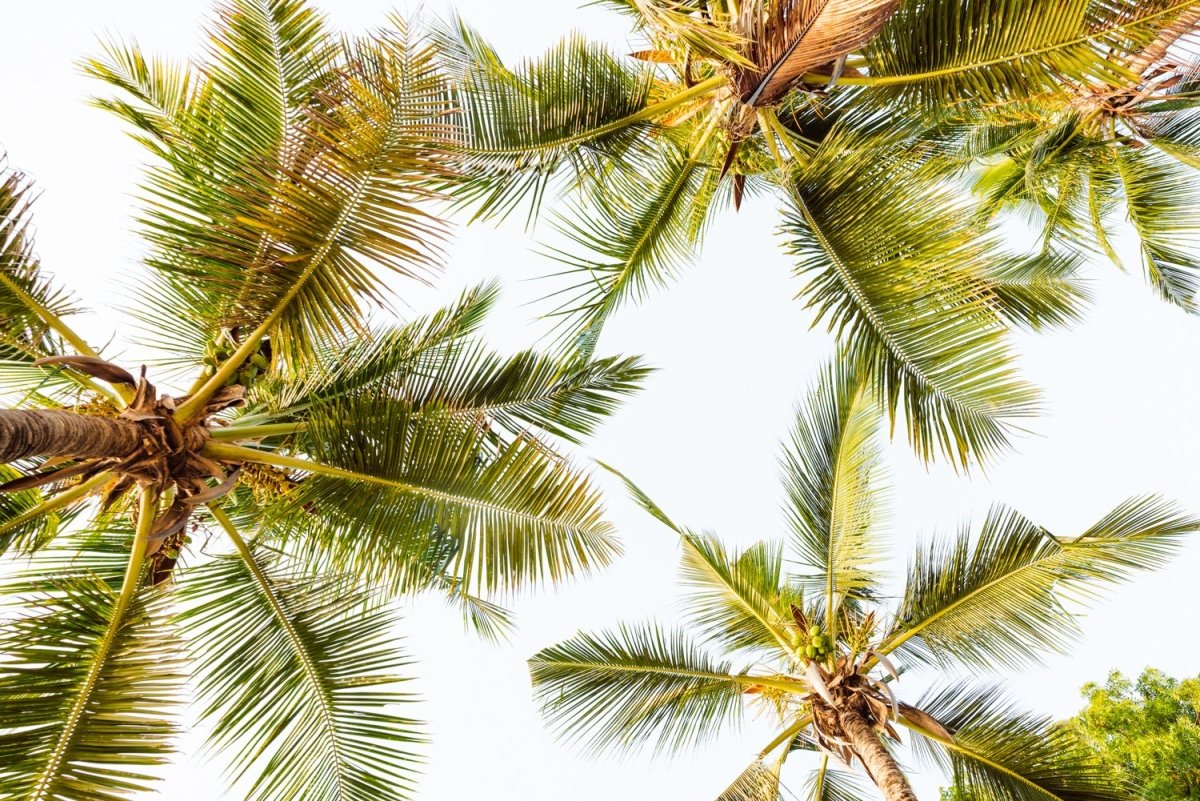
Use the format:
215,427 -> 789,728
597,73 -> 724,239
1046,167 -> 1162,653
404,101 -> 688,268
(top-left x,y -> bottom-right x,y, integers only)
0,3 -> 648,799
946,8 -> 1200,311
528,362 -> 1199,801
441,0 -> 1200,468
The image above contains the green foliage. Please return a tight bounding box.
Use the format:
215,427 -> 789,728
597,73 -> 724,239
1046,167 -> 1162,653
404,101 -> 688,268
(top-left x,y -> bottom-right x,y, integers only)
1071,669 -> 1200,801
438,0 -> 1200,469
532,363 -> 1194,801
0,2 -> 647,799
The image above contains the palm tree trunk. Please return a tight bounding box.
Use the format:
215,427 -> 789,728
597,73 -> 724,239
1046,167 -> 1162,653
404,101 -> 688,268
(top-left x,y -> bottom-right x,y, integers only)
839,706 -> 918,801
0,408 -> 141,463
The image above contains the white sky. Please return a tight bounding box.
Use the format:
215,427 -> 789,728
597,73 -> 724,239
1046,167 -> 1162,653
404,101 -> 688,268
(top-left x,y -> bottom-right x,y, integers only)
3,2 -> 1200,799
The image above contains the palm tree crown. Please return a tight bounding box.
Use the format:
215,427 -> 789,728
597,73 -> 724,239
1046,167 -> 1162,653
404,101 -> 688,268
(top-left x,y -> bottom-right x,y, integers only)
442,0 -> 1200,467
0,2 -> 647,799
529,363 -> 1198,801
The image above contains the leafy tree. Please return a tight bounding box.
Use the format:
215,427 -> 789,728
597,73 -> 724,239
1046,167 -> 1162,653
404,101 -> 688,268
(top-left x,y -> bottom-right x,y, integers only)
1070,668 -> 1200,800
440,0 -> 1200,467
0,2 -> 646,799
528,363 -> 1197,801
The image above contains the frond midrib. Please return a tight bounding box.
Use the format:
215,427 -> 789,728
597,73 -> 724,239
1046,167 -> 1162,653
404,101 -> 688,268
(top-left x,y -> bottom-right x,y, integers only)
216,507 -> 349,796
791,191 -> 982,413
204,441 -> 601,534
531,655 -> 804,694
868,1 -> 1198,87
28,490 -> 155,801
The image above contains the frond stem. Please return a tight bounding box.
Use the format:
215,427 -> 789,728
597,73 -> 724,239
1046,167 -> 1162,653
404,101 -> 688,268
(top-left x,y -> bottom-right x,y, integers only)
28,485 -> 156,801
796,1 -> 1196,88
207,503 -> 348,796
0,471 -> 111,538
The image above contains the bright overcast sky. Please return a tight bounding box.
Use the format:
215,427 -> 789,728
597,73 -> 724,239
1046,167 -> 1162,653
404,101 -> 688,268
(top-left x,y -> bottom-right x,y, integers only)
4,2 -> 1200,800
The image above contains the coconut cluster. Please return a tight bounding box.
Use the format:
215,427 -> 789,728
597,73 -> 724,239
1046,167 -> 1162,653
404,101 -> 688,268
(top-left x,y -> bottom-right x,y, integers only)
202,333 -> 271,389
791,626 -> 834,662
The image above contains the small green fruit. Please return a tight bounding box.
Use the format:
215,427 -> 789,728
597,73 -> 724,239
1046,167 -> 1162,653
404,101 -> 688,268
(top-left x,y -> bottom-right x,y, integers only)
805,645 -> 817,658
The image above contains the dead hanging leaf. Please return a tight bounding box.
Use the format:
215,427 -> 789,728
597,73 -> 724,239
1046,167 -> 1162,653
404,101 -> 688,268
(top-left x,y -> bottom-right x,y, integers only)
898,702 -> 955,741
734,0 -> 902,106
33,355 -> 137,386
790,603 -> 809,632
180,469 -> 241,505
0,461 -> 96,493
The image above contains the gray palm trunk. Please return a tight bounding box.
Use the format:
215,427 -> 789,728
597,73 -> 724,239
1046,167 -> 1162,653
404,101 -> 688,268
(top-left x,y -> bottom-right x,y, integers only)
839,705 -> 919,801
0,408 -> 141,463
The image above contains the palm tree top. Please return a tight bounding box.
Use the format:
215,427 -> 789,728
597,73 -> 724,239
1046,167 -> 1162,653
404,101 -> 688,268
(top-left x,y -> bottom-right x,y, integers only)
530,362 -> 1199,801
0,3 -> 648,799
439,0 -> 1200,469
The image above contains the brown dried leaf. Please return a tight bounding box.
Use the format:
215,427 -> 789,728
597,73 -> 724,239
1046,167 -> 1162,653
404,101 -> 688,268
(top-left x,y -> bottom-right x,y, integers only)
33,355 -> 136,386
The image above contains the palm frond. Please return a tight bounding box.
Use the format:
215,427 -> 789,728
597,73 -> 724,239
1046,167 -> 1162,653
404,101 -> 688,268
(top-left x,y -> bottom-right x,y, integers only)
907,684 -> 1124,801
885,497 -> 1198,669
782,361 -> 886,613
82,40 -> 209,163
259,280 -> 500,410
264,397 -> 619,595
437,19 -> 658,221
783,127 -> 1042,466
679,533 -> 795,656
178,543 -> 420,801
803,761 -> 874,801
93,10 -> 454,366
0,537 -> 182,801
324,341 -> 650,443
862,0 -> 1200,112
528,622 -> 753,756
0,160 -> 83,364
0,465 -> 86,555
979,251 -> 1090,331
1112,147 -> 1200,311
547,140 -> 724,356
717,757 -> 782,801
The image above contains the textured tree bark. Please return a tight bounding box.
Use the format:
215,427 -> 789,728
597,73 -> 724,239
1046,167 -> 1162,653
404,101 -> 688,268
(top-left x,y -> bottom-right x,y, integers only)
839,706 -> 918,801
0,409 -> 142,463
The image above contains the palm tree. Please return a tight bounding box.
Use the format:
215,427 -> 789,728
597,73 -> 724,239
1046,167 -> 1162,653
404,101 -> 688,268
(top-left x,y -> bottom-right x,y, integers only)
440,0 -> 1200,467
0,3 -> 646,799
528,363 -> 1197,801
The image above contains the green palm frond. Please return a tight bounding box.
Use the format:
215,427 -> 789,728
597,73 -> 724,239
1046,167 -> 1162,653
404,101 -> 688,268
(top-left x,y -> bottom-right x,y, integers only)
862,0 -> 1200,112
437,19 -> 659,221
258,397 -> 618,595
1112,147 -> 1200,311
679,533 -> 795,656
92,8 -> 454,367
599,463 -> 796,655
784,128 -> 1044,466
82,40 -> 209,163
547,140 -> 724,356
627,0 -> 748,66
783,361 -> 886,613
178,537 -> 420,801
0,161 -> 88,366
717,758 -> 783,801
0,536 -> 183,801
885,497 -> 1198,669
804,763 -> 874,801
528,622 -> 757,756
260,280 -> 500,410
978,251 -> 1090,331
907,684 -> 1123,801
345,342 -> 651,443
0,464 -> 88,555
